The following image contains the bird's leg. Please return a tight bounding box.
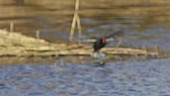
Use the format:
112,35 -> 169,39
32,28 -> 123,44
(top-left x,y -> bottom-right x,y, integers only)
92,51 -> 106,66
91,51 -> 98,59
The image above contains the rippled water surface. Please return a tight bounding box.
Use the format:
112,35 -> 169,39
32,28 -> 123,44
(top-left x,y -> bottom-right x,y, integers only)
0,58 -> 170,96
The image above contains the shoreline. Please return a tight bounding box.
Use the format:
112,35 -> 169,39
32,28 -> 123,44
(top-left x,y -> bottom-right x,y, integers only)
0,29 -> 159,64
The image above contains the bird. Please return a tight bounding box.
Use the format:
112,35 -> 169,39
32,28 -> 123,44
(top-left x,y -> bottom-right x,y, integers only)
93,31 -> 124,52
92,37 -> 107,65
90,31 -> 124,65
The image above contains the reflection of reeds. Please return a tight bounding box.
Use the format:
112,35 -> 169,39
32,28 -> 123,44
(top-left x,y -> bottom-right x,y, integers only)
69,0 -> 82,42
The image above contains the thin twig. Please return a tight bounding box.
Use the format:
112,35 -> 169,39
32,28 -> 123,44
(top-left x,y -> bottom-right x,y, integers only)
36,30 -> 40,40
10,22 -> 14,32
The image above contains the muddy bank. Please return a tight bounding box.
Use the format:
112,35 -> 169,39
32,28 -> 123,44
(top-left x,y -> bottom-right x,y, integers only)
1,0 -> 170,19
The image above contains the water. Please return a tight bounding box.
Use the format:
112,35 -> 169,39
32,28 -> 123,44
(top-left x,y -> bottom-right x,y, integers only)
1,1 -> 170,48
1,1 -> 170,95
0,58 -> 170,96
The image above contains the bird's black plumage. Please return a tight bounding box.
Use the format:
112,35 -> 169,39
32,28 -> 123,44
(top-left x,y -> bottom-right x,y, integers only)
93,38 -> 106,52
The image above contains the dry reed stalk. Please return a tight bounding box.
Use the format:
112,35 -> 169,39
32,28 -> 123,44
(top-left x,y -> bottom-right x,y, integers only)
69,0 -> 82,42
10,22 -> 14,32
36,30 -> 40,40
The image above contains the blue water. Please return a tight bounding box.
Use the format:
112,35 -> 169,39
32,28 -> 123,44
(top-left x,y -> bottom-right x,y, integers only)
0,58 -> 170,96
